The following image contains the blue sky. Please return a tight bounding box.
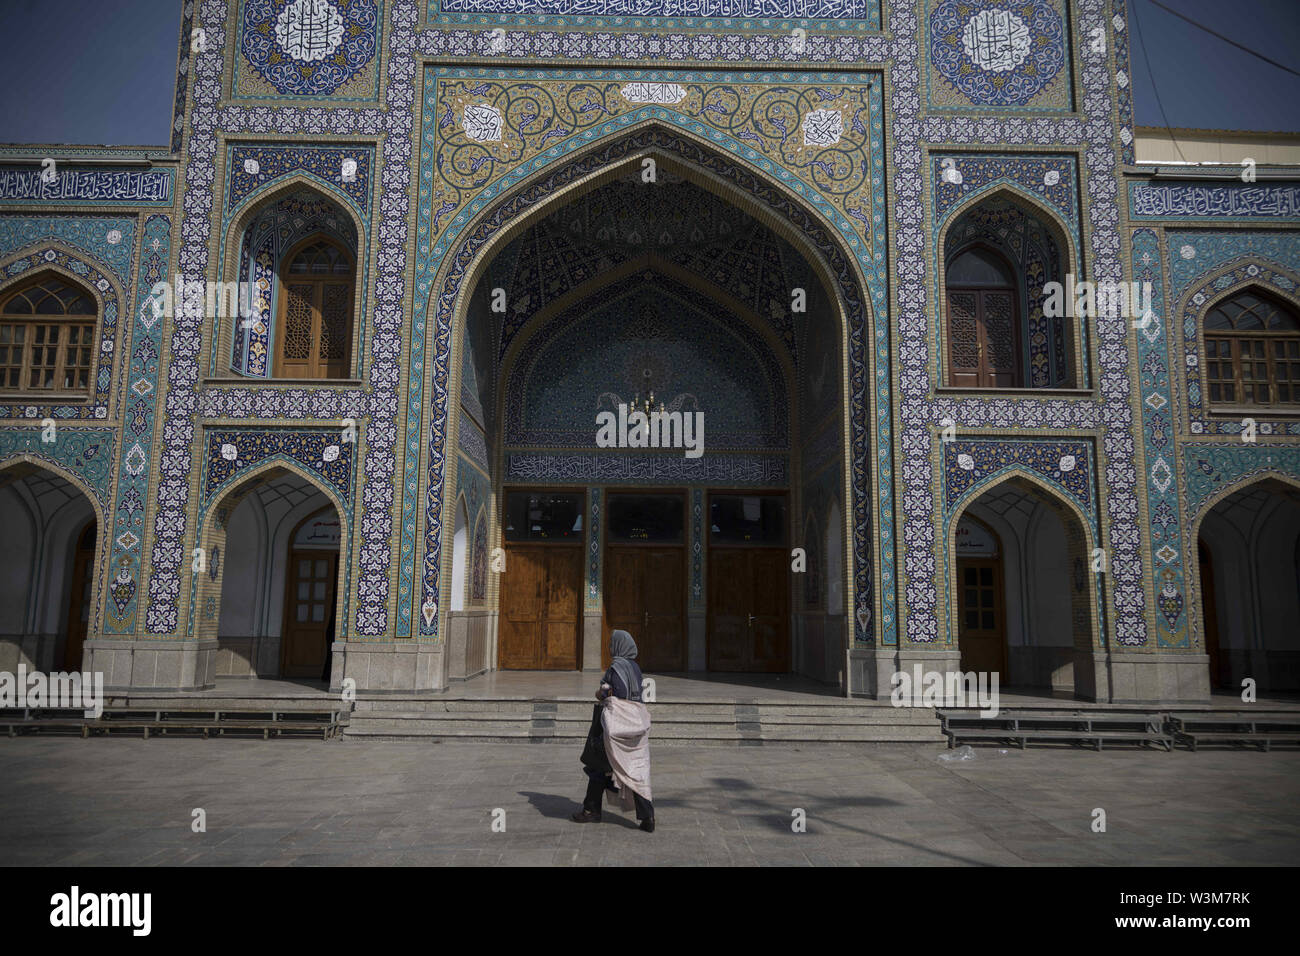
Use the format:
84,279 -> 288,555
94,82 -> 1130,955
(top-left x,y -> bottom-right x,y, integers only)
1128,0 -> 1300,133
0,0 -> 1297,146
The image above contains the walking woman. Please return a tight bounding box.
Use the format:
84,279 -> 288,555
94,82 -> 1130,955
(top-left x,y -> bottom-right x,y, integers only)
572,629 -> 654,832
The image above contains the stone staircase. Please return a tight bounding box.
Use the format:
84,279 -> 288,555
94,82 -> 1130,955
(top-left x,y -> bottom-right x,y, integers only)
939,708 -> 1172,751
345,696 -> 945,745
2,694 -> 347,740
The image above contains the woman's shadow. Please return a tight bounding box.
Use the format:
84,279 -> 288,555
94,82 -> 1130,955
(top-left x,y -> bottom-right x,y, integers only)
517,790 -> 643,829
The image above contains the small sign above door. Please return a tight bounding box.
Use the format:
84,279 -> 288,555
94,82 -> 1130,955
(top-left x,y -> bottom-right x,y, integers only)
294,514 -> 341,548
955,517 -> 999,556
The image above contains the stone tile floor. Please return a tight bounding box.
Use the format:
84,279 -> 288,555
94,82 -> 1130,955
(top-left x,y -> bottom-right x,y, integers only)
0,738 -> 1296,866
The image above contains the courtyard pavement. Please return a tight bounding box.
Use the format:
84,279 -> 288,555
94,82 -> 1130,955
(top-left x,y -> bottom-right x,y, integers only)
1,738 -> 1297,866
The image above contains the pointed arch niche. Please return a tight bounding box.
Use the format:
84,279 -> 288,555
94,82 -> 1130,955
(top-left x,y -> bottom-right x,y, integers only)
197,463 -> 346,684
1192,475 -> 1300,693
946,473 -> 1101,698
1199,285 -> 1300,410
0,460 -> 101,673
938,190 -> 1080,390
427,126 -> 869,692
223,185 -> 361,381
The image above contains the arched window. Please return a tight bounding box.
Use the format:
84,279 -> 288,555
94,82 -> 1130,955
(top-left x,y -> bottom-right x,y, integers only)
275,236 -> 354,379
945,244 -> 1021,388
1204,289 -> 1300,407
0,273 -> 97,392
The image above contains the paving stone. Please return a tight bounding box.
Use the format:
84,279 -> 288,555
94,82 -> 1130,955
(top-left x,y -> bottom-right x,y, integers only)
1,738 -> 1297,866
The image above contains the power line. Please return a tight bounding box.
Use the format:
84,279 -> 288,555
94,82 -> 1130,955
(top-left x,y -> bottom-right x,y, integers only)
1133,0 -> 1189,162
1146,0 -> 1300,79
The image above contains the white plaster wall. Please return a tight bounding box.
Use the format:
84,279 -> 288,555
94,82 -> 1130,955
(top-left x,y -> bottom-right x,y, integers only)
1200,508 -> 1255,652
451,500 -> 468,613
824,503 -> 843,616
1025,505 -> 1072,647
37,495 -> 94,636
218,494 -> 266,637
965,502 -> 1024,647
0,477 -> 92,638
0,484 -> 37,634
1253,498 -> 1300,652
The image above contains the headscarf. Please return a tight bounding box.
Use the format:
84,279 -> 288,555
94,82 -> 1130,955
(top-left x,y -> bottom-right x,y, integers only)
610,629 -> 638,661
608,629 -> 643,702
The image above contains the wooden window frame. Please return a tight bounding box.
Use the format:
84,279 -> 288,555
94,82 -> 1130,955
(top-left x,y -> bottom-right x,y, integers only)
501,486 -> 586,546
705,489 -> 790,549
0,273 -> 98,397
272,234 -> 356,380
604,488 -> 688,547
1203,290 -> 1300,410
943,243 -> 1024,390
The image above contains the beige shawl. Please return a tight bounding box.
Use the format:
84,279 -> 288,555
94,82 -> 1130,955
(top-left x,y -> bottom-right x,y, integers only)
601,695 -> 652,811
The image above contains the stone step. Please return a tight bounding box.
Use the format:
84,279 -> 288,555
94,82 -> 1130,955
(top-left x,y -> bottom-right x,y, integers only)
104,695 -> 341,713
343,724 -> 945,744
342,708 -> 946,743
345,712 -> 935,733
352,698 -> 924,719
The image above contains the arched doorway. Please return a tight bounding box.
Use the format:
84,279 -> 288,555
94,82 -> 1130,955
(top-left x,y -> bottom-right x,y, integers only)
1196,477 -> 1300,693
954,513 -> 1005,676
0,462 -> 98,672
950,475 -> 1097,695
280,506 -> 341,679
439,137 -> 858,684
201,467 -> 345,684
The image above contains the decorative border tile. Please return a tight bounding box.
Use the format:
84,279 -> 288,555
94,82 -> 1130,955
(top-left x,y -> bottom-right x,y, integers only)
104,215 -> 173,634
0,168 -> 173,206
893,0 -> 1144,648
410,72 -> 889,642
226,144 -> 374,214
201,427 -> 355,506
1130,182 -> 1300,221
233,0 -> 384,100
428,0 -> 882,33
585,485 -> 601,609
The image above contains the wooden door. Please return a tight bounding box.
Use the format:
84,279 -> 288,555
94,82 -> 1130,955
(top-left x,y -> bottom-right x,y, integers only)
1199,541 -> 1226,689
275,238 -> 353,380
276,280 -> 352,379
707,549 -> 790,672
604,547 -> 685,672
499,544 -> 581,669
63,523 -> 95,670
282,550 -> 338,678
957,558 -> 1004,675
749,550 -> 789,671
948,289 -> 1021,388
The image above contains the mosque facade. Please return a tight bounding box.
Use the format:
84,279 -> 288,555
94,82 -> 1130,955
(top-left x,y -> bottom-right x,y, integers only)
0,0 -> 1297,703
